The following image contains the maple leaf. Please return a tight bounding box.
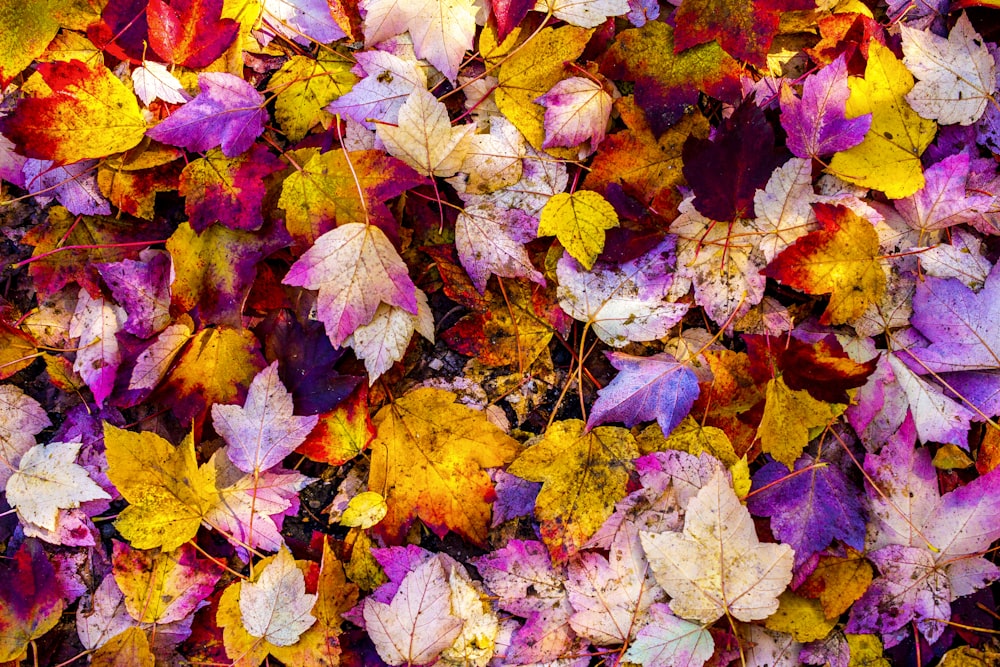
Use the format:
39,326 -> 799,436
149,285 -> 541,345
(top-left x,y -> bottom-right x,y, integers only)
112,541 -> 222,625
672,0 -> 814,67
147,0 -> 239,67
599,20 -> 743,136
0,385 -> 51,489
748,455 -> 866,568
539,190 -> 619,270
368,387 -> 519,544
346,289 -> 435,380
376,88 -> 475,178
556,237 -> 689,347
283,222 -> 416,347
640,469 -> 794,623
459,115 -> 525,195
798,549 -> 874,620
622,603 -> 715,667
756,375 -> 841,468
326,50 -> 427,130
472,540 -> 576,663
670,197 -> 767,326
166,221 -> 290,326
508,419 -> 638,562
212,361 -> 319,474
750,157 -> 819,264
261,0 -> 349,45
96,144 -> 185,221
827,41 -> 937,199
146,73 -> 267,158
682,100 -> 784,223
780,54 -> 872,160
0,59 -> 146,164
271,53 -> 356,142
0,2 -> 58,86
583,99 -> 709,215
203,452 -> 312,554
536,0 -> 629,26
104,424 -> 216,550
536,76 -> 613,155
0,540 -> 65,662
901,13 -> 996,126
86,0 -> 149,63
887,355 -> 974,449
132,61 -> 189,105
98,250 -> 173,339
364,556 -> 464,666
587,351 -> 700,438
241,548 -> 317,646
764,203 -> 886,325
492,23 -> 593,151
180,144 -> 284,233
69,289 -> 125,408
23,159 -> 110,216
279,148 -> 426,247
361,0 -> 476,81
6,441 -> 110,532
21,207 -> 166,299
894,151 -> 993,233
454,202 -> 545,293
566,530 -> 666,645
908,259 -> 1000,374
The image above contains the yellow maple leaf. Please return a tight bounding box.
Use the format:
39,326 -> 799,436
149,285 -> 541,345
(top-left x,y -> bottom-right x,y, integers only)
491,24 -> 592,155
756,376 -> 843,468
764,203 -> 886,325
368,387 -> 519,545
507,419 -> 638,562
271,53 -> 356,142
799,548 -> 874,620
90,627 -> 154,667
538,190 -> 619,270
827,40 -> 937,199
764,591 -> 838,642
104,424 -> 217,550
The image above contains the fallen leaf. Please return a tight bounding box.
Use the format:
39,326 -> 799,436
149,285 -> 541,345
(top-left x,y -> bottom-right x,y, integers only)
538,190 -> 619,270
640,469 -> 794,623
376,87 -> 475,178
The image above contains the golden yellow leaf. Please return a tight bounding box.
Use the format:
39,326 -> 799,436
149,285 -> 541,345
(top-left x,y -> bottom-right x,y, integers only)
640,416 -> 739,465
764,203 -> 886,325
104,424 -> 216,551
494,24 -> 592,154
507,419 -> 638,562
538,190 -> 618,270
341,491 -> 388,529
765,591 -> 838,642
827,40 -> 937,198
90,627 -> 154,667
756,376 -> 843,468
799,549 -> 874,619
847,633 -> 890,667
369,387 -> 520,545
271,53 -> 356,142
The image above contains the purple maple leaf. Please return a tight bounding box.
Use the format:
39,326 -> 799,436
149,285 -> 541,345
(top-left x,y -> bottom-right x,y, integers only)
909,258 -> 1000,374
780,54 -> 871,159
586,351 -> 699,437
895,152 -> 992,231
748,454 -> 866,568
97,250 -> 172,339
146,72 -> 266,157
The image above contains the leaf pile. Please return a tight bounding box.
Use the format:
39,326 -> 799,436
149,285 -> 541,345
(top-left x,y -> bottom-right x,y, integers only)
2,1 -> 1000,665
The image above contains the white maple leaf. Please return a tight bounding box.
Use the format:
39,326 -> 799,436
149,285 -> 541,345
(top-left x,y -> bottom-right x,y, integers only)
347,288 -> 434,381
640,469 -> 793,624
901,12 -> 996,125
0,385 -> 51,488
455,201 -> 544,293
70,289 -> 126,408
282,222 -> 418,347
461,115 -> 525,195
6,441 -> 111,532
212,361 -> 319,474
361,0 -> 477,81
377,87 -> 476,177
622,603 -> 715,667
442,565 -> 500,667
557,237 -> 688,347
239,547 -> 317,646
536,76 -> 613,155
670,197 -> 767,327
133,61 -> 189,106
365,556 -> 465,666
750,157 -> 818,264
533,0 -> 629,28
